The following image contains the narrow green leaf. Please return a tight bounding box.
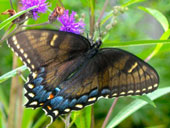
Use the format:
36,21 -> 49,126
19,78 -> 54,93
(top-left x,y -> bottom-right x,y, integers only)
22,109 -> 40,128
0,6 -> 37,30
0,87 -> 8,115
132,95 -> 156,108
100,11 -> 113,26
33,115 -> 48,128
138,7 -> 169,31
0,65 -> 27,84
122,0 -> 146,7
144,29 -> 170,60
102,39 -> 170,48
73,106 -> 91,128
106,87 -> 170,128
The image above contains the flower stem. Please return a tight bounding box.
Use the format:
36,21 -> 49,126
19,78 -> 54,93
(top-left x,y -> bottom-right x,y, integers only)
7,54 -> 19,128
16,79 -> 23,128
102,97 -> 119,128
97,0 -> 109,25
89,0 -> 95,37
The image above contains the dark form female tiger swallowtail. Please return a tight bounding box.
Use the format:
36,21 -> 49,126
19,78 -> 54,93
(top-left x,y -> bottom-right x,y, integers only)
7,29 -> 159,122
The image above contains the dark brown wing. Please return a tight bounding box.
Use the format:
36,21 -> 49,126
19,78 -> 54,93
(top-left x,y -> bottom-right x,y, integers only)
42,48 -> 159,121
7,29 -> 91,71
7,29 -> 91,109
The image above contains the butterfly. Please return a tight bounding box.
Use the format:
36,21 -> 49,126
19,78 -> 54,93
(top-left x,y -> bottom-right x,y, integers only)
7,29 -> 159,122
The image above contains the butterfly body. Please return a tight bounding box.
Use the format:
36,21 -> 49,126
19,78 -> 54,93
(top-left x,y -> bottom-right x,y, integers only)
7,29 -> 159,121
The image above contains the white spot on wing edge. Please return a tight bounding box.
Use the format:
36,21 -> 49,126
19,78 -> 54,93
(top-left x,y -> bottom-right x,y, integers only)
120,92 -> 126,95
135,90 -> 140,93
20,48 -> 24,54
28,93 -> 35,97
88,97 -> 96,102
27,84 -> 34,89
128,90 -> 134,94
154,83 -> 158,88
53,110 -> 59,116
75,104 -> 83,108
29,101 -> 38,105
64,108 -> 71,112
16,44 -> 20,49
32,72 -> 37,78
12,36 -> 17,41
112,93 -> 117,96
27,58 -> 31,64
24,53 -> 28,58
148,86 -> 152,90
142,88 -> 146,91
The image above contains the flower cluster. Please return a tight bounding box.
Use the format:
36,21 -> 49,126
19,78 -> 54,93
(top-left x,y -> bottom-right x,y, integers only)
21,0 -> 48,20
20,0 -> 85,34
58,10 -> 85,34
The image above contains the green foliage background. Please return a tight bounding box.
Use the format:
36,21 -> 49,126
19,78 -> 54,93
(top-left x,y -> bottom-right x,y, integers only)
0,0 -> 170,128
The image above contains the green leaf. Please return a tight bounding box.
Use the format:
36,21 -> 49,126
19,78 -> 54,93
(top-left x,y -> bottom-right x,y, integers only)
106,87 -> 170,128
0,65 -> 27,84
0,6 -> 37,30
138,7 -> 169,31
138,7 -> 170,60
72,106 -> 91,128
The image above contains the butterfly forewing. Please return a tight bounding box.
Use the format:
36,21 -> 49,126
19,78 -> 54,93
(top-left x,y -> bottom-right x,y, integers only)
6,29 -> 159,122
7,29 -> 91,71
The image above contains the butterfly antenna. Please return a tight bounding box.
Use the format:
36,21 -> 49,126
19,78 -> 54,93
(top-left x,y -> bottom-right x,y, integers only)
86,31 -> 94,46
98,23 -> 102,41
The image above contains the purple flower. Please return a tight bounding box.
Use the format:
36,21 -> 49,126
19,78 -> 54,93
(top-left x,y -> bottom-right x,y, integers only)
21,0 -> 48,20
58,10 -> 85,34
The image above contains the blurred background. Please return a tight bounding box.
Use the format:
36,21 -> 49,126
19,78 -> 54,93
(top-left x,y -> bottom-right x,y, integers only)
0,0 -> 170,128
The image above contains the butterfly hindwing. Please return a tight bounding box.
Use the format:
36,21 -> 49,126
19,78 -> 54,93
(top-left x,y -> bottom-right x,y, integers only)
24,54 -> 88,109
41,48 -> 159,121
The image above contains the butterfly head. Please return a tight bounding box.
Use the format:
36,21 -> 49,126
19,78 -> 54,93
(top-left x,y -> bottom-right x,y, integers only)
92,39 -> 102,49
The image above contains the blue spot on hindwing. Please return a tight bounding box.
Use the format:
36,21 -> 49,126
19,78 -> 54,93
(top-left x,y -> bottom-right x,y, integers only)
33,77 -> 43,85
101,89 -> 110,95
69,99 -> 77,108
77,95 -> 88,103
33,85 -> 43,94
51,96 -> 64,109
34,90 -> 45,101
44,92 -> 51,100
55,88 -> 61,95
58,99 -> 69,111
89,89 -> 98,97
40,67 -> 45,73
